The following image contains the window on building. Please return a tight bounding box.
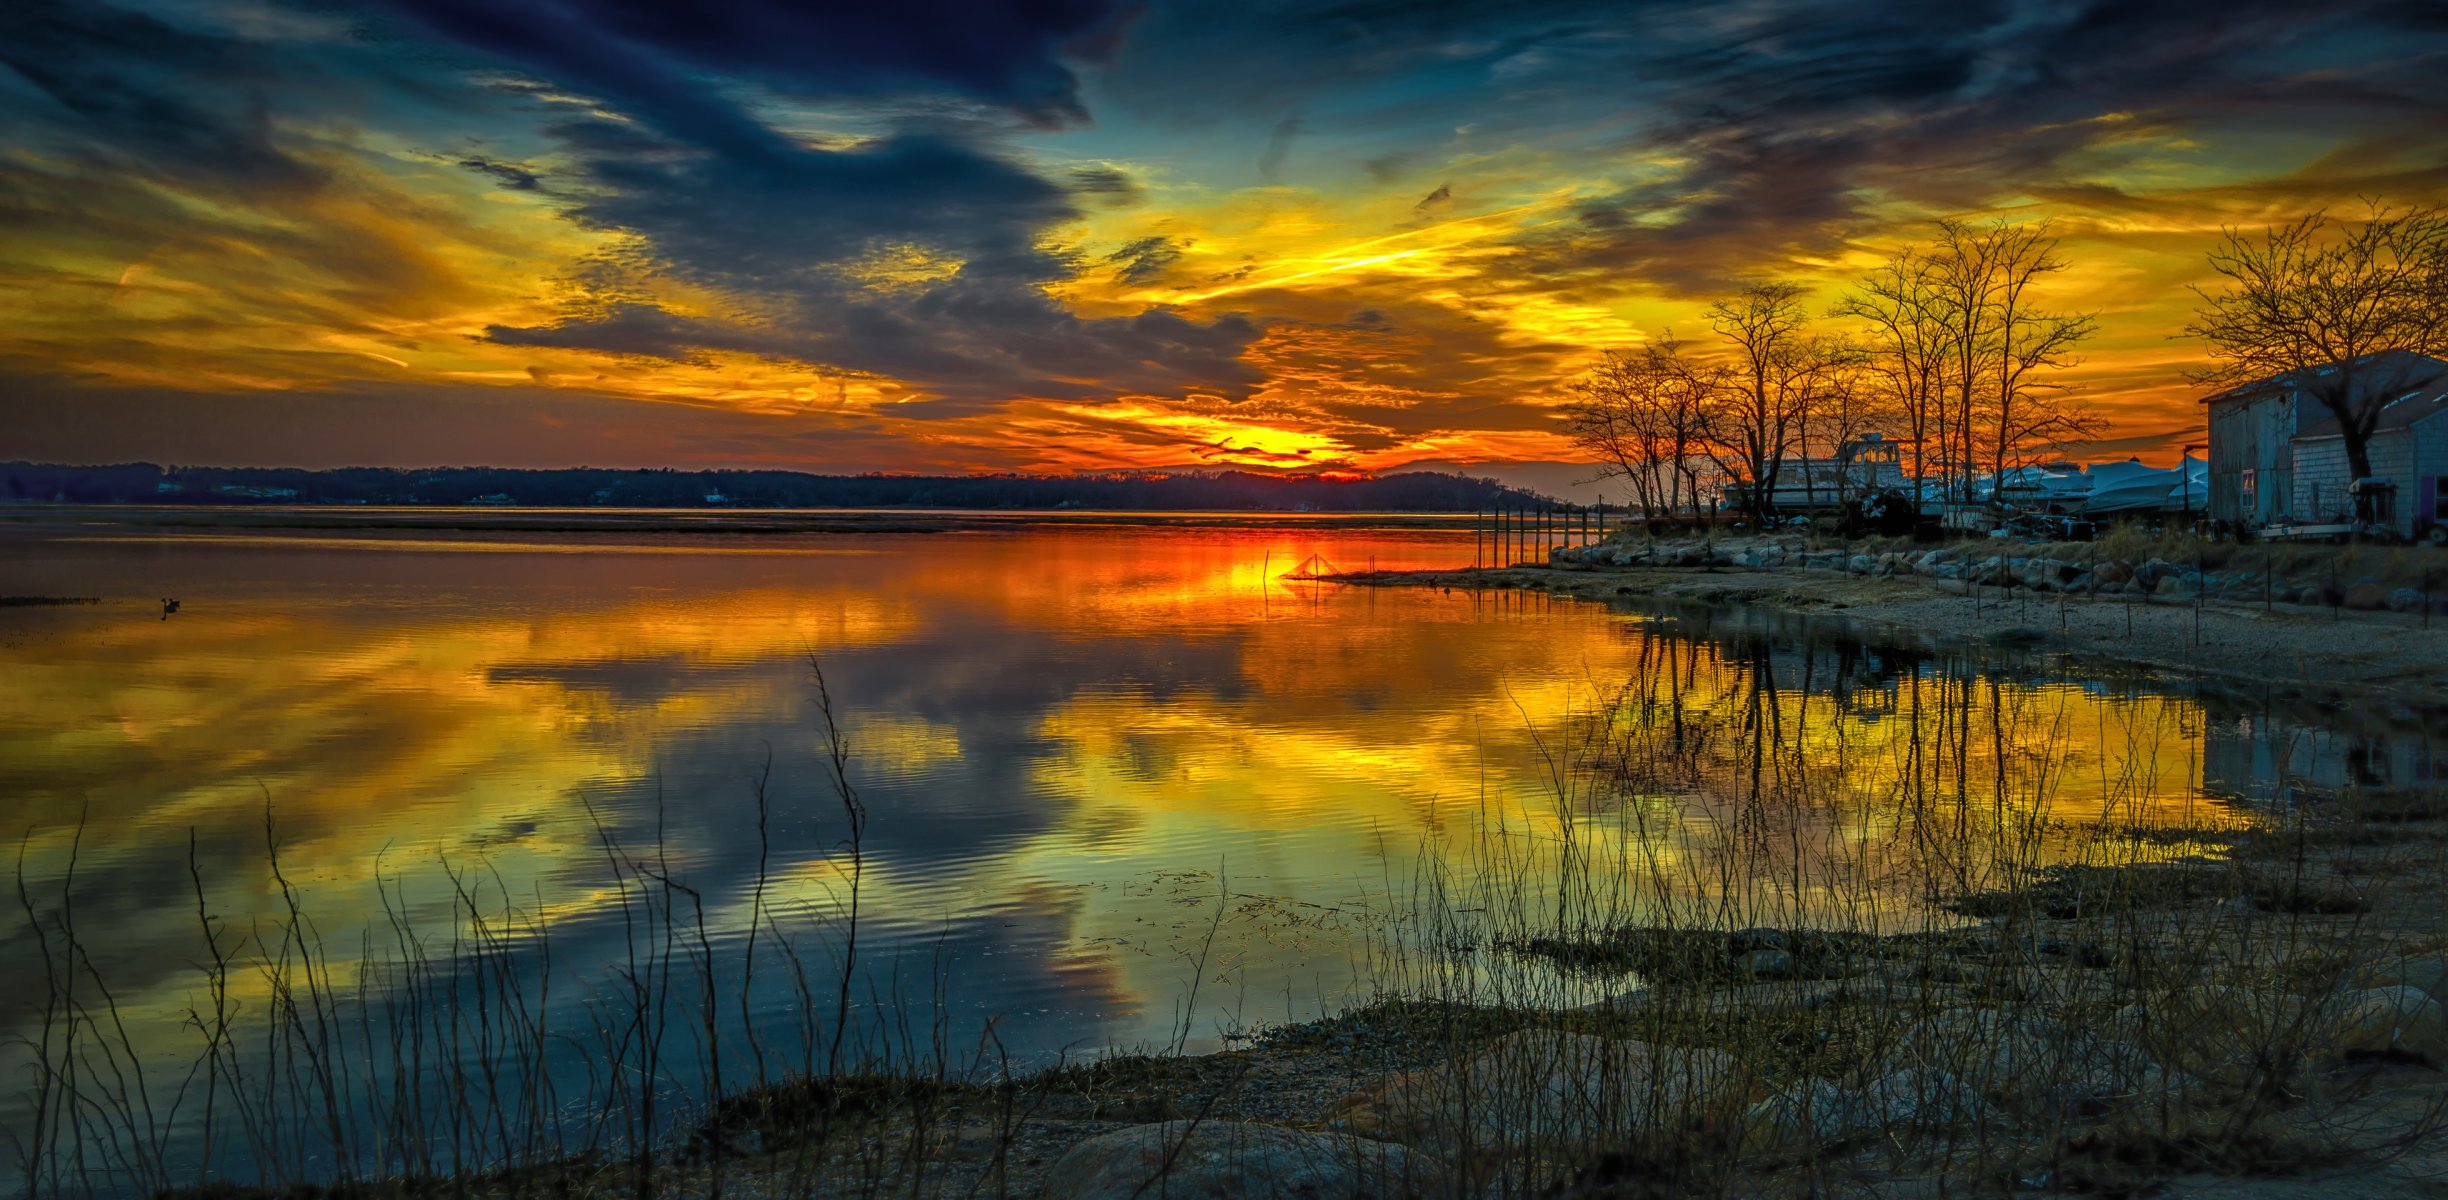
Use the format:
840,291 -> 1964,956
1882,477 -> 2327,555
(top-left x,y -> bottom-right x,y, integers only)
2241,468 -> 2257,511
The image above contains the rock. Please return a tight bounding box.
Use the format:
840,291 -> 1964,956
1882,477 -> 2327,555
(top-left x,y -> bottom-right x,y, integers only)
2388,587 -> 2427,613
1885,1008 -> 2159,1114
2370,956 -> 2448,1006
2091,561 -> 2132,586
2037,939 -> 2114,969
2325,986 -> 2448,1064
1847,554 -> 1875,574
1745,1069 -> 1992,1149
2136,987 -> 2318,1090
2296,585 -> 2327,606
1042,1120 -> 1441,1200
2342,582 -> 2391,611
1739,948 -> 1800,979
1327,1031 -> 1754,1152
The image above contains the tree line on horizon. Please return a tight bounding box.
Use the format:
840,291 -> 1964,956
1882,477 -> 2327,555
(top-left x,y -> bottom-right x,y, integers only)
1570,203 -> 2448,521
0,463 -> 1566,512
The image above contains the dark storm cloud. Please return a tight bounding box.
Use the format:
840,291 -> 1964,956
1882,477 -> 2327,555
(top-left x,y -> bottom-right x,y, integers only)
1104,0 -> 2448,294
1068,165 -> 1146,205
1487,0 -> 2448,291
483,302 -> 796,362
0,0 -> 327,196
1105,236 -> 1185,285
373,0 -> 1134,126
477,117 -> 1268,405
456,155 -> 543,191
361,0 -> 1267,408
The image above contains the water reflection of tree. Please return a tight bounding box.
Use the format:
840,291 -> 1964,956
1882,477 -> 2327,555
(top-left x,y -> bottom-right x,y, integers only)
1547,624 -> 2218,931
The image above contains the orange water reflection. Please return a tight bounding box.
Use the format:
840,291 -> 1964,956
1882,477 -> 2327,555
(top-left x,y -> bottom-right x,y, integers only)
0,519 -> 2294,1080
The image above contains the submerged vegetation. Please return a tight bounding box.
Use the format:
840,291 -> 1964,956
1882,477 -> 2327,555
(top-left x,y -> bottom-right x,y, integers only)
9,639 -> 2448,1199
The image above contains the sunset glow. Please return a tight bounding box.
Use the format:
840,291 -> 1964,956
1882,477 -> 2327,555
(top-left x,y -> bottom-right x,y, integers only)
6,1 -> 2446,477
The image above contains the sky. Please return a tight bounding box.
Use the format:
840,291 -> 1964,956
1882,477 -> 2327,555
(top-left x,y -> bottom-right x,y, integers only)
4,0 -> 2446,483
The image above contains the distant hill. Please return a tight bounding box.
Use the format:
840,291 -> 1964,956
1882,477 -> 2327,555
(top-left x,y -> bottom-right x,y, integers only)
0,463 -> 1565,512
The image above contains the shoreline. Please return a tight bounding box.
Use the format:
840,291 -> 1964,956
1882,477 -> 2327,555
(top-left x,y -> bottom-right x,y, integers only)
1334,547 -> 2448,712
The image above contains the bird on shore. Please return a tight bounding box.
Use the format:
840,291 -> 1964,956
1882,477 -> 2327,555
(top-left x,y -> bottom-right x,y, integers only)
162,598 -> 179,619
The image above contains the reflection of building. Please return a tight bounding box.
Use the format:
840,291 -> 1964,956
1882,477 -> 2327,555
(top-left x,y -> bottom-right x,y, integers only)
2202,709 -> 2441,807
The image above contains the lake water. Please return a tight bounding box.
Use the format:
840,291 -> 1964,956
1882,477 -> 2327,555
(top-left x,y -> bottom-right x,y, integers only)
1,513 -> 2429,1181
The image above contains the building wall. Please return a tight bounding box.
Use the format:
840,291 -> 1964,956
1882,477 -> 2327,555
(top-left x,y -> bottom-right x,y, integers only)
2206,390 -> 2297,525
2292,430 -> 2420,534
2411,415 -> 2448,534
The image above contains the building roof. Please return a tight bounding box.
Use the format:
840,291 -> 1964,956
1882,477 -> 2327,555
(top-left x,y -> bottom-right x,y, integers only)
2200,349 -> 2448,406
2294,381 -> 2448,440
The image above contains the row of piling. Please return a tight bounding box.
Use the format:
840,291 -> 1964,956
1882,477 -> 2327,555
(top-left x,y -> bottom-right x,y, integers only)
1474,504 -> 1609,569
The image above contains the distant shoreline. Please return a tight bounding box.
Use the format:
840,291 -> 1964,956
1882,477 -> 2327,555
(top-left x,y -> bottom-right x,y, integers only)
0,504 -> 1499,537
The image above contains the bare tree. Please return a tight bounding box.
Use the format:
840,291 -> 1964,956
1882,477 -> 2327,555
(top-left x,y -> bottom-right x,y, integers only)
1834,249 -> 1948,495
1565,348 -> 1670,518
1705,281 -> 1815,519
1923,220 -> 2006,504
1981,222 -> 2102,485
1563,334 -> 1725,519
1836,219 -> 2098,506
2186,202 -> 2448,483
1807,343 -> 1901,508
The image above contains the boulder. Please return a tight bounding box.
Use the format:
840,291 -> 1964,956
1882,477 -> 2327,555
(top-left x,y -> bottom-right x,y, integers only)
1739,947 -> 1800,980
2388,587 -> 2427,613
2091,561 -> 2132,587
2342,582 -> 2391,611
1745,1068 -> 1993,1149
1884,1008 -> 2159,1114
2325,986 -> 2448,1064
2296,585 -> 2327,607
1327,1031 -> 1753,1152
2136,987 -> 2320,1090
2370,956 -> 2448,1006
1042,1120 -> 1441,1200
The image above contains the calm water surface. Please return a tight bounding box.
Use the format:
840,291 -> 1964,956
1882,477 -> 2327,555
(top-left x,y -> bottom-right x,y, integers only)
0,514 -> 2424,1137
